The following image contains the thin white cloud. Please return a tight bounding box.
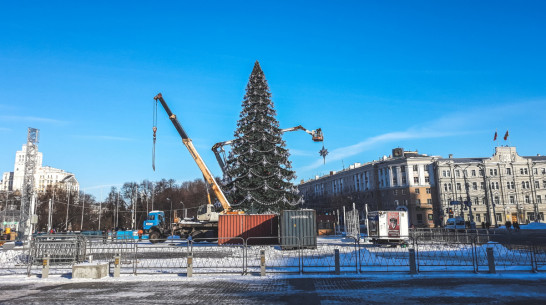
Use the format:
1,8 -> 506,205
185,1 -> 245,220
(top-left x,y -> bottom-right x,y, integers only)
300,128 -> 454,171
299,100 -> 541,172
83,184 -> 123,191
288,148 -> 315,157
75,135 -> 135,141
0,115 -> 69,125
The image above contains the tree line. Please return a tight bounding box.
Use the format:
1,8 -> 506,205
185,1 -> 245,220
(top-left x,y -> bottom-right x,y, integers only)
31,178 -> 213,232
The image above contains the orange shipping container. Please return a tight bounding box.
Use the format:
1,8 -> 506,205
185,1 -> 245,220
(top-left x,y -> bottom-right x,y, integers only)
218,214 -> 278,245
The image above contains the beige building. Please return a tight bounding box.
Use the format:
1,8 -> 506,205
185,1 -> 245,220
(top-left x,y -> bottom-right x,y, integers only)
1,144 -> 79,194
435,146 -> 546,226
299,148 -> 439,228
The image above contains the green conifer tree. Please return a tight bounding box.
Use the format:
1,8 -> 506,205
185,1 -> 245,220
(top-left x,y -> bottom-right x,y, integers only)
224,61 -> 301,213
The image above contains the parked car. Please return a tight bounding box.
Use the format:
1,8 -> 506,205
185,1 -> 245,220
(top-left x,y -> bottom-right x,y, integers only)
445,217 -> 465,231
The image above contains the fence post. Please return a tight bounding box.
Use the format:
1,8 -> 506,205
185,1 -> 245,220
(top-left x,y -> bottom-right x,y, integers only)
409,249 -> 417,274
531,244 -> 537,273
472,237 -> 478,273
334,249 -> 340,275
133,242 -> 137,276
299,238 -> 303,275
187,253 -> 193,277
260,249 -> 266,276
42,255 -> 50,279
113,254 -> 120,278
487,247 -> 496,274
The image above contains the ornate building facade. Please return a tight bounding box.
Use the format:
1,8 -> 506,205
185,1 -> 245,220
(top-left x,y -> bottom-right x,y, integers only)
299,148 -> 439,228
0,144 -> 79,194
299,146 -> 546,228
435,146 -> 546,226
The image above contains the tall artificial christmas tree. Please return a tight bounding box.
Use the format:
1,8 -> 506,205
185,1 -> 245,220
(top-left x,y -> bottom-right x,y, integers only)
224,61 -> 301,213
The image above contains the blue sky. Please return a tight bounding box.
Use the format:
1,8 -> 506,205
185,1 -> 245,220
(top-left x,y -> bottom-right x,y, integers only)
1,1 -> 545,199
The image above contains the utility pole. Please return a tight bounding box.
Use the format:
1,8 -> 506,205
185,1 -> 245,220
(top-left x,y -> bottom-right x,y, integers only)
48,198 -> 52,233
81,190 -> 85,231
98,188 -> 102,231
65,189 -> 70,231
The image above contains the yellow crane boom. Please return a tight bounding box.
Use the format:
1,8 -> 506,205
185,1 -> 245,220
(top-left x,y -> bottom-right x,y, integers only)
153,93 -> 233,212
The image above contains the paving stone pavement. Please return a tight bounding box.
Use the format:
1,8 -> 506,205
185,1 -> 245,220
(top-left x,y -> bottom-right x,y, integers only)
0,276 -> 545,304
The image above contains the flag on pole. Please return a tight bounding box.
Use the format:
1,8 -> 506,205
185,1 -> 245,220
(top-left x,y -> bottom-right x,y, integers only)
504,130 -> 509,141
493,130 -> 497,141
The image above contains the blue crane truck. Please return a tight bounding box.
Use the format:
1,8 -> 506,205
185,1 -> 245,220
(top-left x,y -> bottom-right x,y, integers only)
143,209 -> 219,243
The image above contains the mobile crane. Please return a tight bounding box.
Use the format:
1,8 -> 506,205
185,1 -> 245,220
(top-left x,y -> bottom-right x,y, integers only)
212,125 -> 324,178
145,93 -> 242,242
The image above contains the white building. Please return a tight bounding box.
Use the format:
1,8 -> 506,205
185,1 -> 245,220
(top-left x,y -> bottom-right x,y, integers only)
1,144 -> 79,194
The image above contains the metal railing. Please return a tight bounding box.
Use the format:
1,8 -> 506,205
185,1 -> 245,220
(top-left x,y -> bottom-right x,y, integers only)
1,233 -> 545,277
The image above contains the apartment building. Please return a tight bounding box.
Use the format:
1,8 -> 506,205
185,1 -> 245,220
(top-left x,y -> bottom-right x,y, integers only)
436,146 -> 546,226
299,148 -> 439,228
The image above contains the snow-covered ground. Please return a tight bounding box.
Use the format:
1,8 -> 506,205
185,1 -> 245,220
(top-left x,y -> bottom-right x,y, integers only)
1,235 -> 545,277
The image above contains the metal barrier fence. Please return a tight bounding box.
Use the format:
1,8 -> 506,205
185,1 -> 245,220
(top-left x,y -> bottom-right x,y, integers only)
1,233 -> 545,277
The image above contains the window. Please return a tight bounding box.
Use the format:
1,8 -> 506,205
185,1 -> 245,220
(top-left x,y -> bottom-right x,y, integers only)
416,199 -> 421,205
471,170 -> 476,177
416,214 -> 423,223
494,196 -> 500,204
480,182 -> 485,190
479,169 -> 484,176
473,182 -> 478,190
414,177 -> 419,184
494,169 -> 498,176
394,199 -> 399,206
456,170 -> 461,177
510,196 -> 515,204
402,176 -> 407,184
520,168 -> 524,175
463,170 -> 468,177
506,168 -> 511,175
415,188 -> 420,194
525,195 -> 530,203
542,168 -> 546,174
444,184 -> 448,191
506,181 -> 511,189
457,183 -> 461,191
535,181 -> 540,189
522,182 -> 526,189
543,180 -> 546,188
428,214 -> 433,221
413,165 -> 418,171
526,181 -> 530,189
427,199 -> 432,205
402,189 -> 406,195
401,166 -> 406,172
534,168 -> 538,175
424,165 -> 429,171
426,188 -> 431,194
511,181 -> 515,189
496,213 -> 502,222
425,176 -> 430,183
537,195 -> 542,203
448,183 -> 452,191
393,190 -> 398,195
476,214 -> 481,222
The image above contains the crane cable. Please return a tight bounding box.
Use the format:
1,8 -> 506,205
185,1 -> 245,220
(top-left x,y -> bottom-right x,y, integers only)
152,99 -> 158,171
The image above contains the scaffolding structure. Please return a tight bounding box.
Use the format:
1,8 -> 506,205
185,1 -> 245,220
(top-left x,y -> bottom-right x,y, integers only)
19,127 -> 39,240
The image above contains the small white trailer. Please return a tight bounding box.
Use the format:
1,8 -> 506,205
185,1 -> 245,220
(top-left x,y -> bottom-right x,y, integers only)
367,211 -> 409,244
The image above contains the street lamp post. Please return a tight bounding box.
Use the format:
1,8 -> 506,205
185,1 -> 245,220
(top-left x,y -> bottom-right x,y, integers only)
65,188 -> 70,231
180,201 -> 186,219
